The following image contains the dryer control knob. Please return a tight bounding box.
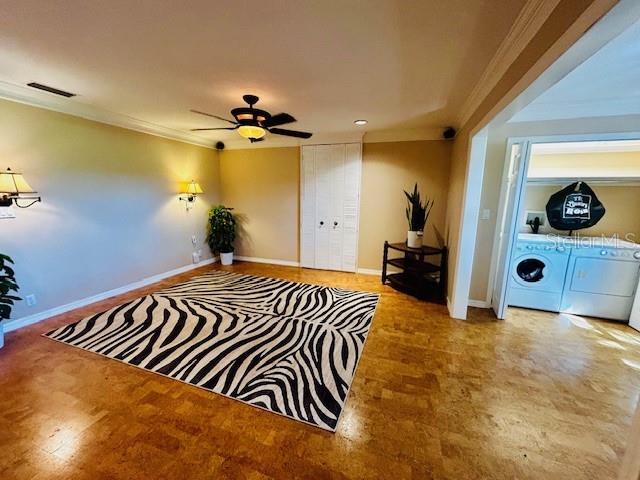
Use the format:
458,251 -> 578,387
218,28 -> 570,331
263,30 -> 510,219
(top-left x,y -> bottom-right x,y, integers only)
600,250 -> 608,256
526,245 -> 533,250
556,246 -> 565,252
634,251 -> 640,260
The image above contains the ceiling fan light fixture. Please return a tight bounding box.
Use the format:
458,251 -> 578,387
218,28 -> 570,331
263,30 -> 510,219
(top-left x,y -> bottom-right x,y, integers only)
237,125 -> 266,140
354,119 -> 368,126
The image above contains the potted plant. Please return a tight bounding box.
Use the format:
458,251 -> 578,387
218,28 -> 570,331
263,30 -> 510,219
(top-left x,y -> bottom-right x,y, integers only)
404,183 -> 434,248
0,254 -> 21,349
207,205 -> 236,265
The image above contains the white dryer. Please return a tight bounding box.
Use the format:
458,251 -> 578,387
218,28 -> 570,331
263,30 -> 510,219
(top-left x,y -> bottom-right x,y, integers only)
561,238 -> 640,321
507,234 -> 571,312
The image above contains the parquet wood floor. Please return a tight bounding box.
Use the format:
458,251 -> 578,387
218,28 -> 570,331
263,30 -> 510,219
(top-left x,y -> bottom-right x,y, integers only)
1,262 -> 639,479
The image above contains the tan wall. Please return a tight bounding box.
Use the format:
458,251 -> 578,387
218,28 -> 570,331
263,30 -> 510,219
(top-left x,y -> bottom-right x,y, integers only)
360,140 -> 451,269
1,98 -> 220,321
219,147 -> 300,262
523,184 -> 640,239
218,140 -> 452,270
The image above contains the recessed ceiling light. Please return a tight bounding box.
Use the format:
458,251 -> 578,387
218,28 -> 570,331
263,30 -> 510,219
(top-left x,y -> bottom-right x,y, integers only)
354,119 -> 368,126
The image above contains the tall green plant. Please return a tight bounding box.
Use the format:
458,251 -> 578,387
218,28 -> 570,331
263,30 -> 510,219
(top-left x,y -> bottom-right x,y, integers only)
404,183 -> 434,232
0,254 -> 21,321
207,205 -> 236,254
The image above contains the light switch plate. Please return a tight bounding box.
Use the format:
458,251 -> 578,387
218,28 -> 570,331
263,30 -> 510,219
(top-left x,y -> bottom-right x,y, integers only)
480,209 -> 491,220
0,206 -> 16,219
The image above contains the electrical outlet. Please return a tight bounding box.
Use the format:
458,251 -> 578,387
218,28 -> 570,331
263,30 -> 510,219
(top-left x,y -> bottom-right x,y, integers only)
191,235 -> 197,245
480,209 -> 491,220
0,206 -> 16,219
26,294 -> 37,307
192,252 -> 201,264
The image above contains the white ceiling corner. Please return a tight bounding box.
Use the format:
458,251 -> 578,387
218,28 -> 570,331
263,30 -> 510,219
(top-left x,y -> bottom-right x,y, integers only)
511,17 -> 640,123
456,0 -> 561,129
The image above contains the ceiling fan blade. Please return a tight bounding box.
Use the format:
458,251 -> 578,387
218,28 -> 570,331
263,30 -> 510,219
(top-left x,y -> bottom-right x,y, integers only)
262,113 -> 296,128
269,127 -> 312,139
190,127 -> 237,131
190,109 -> 238,125
250,137 -> 265,143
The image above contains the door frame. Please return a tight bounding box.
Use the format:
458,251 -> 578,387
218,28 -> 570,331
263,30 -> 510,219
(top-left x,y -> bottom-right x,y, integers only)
489,131 -> 640,320
490,138 -> 532,319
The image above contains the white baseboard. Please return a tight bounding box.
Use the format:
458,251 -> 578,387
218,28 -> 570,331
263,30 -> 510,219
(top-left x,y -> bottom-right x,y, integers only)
234,256 -> 300,268
5,257 -> 218,333
356,268 -> 382,276
468,299 -> 491,308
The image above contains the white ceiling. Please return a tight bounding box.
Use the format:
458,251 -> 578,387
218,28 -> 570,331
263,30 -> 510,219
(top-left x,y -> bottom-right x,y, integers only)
511,19 -> 640,123
0,0 -> 525,149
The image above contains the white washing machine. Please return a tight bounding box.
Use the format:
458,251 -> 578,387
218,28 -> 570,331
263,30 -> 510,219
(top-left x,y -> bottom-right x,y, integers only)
508,234 -> 571,312
561,238 -> 640,321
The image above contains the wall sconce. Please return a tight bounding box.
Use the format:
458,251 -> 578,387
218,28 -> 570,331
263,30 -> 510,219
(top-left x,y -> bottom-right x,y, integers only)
0,167 -> 41,208
179,180 -> 203,210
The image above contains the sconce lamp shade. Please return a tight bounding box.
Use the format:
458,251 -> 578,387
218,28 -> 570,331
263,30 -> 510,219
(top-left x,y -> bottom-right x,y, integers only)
0,167 -> 41,209
0,168 -> 36,194
184,181 -> 203,195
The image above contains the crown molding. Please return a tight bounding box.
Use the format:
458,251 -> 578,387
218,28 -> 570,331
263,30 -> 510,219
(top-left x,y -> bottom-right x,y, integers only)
0,80 -> 445,150
457,0 -> 562,129
0,80 -> 217,149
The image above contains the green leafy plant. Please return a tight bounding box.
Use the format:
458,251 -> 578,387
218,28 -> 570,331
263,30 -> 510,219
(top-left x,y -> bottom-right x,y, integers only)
404,183 -> 434,232
0,254 -> 21,321
207,205 -> 236,254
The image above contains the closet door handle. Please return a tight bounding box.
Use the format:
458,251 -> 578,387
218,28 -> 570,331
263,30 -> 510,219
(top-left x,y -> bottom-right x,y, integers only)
333,221 -> 338,228
319,221 -> 324,226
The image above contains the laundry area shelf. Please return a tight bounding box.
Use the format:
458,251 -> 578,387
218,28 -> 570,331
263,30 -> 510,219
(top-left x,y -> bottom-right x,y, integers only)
382,241 -> 447,303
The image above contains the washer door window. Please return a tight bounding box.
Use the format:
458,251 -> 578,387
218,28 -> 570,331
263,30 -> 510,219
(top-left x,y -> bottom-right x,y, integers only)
511,254 -> 552,288
517,258 -> 545,282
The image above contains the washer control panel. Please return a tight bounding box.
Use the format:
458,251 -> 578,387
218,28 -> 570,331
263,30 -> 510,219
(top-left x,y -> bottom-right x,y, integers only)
516,243 -> 569,253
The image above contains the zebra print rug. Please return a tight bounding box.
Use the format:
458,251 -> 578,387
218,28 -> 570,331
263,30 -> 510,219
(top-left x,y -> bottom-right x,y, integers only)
44,271 -> 379,431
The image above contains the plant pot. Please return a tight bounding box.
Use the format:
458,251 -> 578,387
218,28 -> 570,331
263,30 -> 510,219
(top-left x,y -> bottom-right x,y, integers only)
220,252 -> 234,266
407,231 -> 423,248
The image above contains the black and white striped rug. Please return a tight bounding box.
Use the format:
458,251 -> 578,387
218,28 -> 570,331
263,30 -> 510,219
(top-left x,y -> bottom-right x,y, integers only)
44,271 -> 379,431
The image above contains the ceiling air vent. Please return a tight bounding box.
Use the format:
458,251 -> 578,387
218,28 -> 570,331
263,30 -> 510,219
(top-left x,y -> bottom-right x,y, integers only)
26,82 -> 76,98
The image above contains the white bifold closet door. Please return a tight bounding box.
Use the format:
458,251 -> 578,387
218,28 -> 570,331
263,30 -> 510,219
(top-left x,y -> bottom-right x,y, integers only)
300,143 -> 362,272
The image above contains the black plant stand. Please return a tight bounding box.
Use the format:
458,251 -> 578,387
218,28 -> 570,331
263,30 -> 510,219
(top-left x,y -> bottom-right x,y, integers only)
382,241 -> 447,303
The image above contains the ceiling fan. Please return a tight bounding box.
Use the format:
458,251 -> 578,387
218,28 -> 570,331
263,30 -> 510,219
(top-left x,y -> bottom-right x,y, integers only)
190,94 -> 313,143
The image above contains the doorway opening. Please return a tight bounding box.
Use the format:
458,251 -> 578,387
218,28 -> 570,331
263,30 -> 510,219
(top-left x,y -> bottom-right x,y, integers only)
490,137 -> 640,332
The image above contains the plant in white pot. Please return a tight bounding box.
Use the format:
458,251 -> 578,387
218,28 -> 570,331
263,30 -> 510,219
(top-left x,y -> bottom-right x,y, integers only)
207,205 -> 236,265
0,254 -> 21,349
404,183 -> 434,248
